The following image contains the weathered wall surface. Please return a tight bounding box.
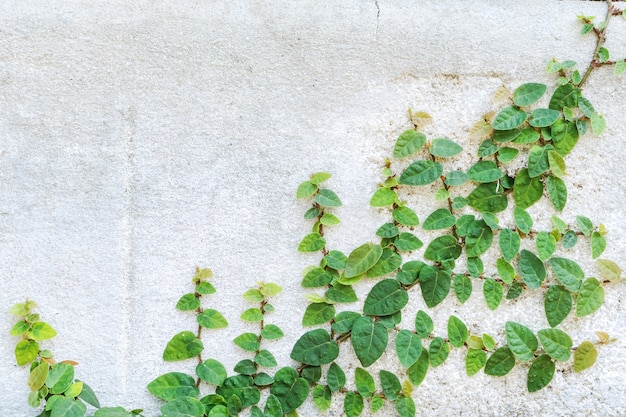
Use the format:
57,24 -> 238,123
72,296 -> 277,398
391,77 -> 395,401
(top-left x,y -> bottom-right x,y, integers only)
1,1 -> 625,416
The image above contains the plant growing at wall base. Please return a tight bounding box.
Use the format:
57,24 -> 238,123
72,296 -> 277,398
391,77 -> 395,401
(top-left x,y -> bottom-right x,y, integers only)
10,3 -> 626,416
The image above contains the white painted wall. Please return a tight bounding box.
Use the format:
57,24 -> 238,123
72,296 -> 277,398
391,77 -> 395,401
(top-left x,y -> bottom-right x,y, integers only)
1,1 -> 625,416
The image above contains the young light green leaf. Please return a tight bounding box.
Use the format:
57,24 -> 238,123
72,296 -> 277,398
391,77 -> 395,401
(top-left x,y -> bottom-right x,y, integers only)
447,315 -> 468,348
419,266 -> 451,308
548,150 -> 566,178
468,182 -> 508,213
296,181 -> 318,199
298,232 -> 326,252
484,347 -> 516,376
483,279 -> 503,310
453,274 -> 472,303
591,232 -> 606,259
393,130 -> 427,158
514,168 -> 543,209
302,303 -> 336,326
536,231 -> 557,261
544,285 -> 572,327
320,213 -> 341,226
393,206 -> 420,226
408,349 -> 429,386
597,259 -> 622,283
312,385 -> 331,412
496,258 -> 515,284
351,316 -> 388,368
163,331 -> 204,361
243,289 -> 264,303
574,341 -> 598,372
429,138 -> 463,158
254,349 -> 277,368
615,60 -> 626,75
370,188 -> 397,207
147,372 -> 199,401
493,106 -> 528,130
499,228 -> 521,262
513,83 -> 547,106
428,337 -> 450,367
466,349 -> 487,376
519,250 -> 546,289
363,279 -> 409,316
310,172 -> 332,185
422,208 -> 455,230
399,160 -> 443,186
396,329 -> 422,368
29,322 -> 57,341
345,243 -> 383,278
546,175 -> 567,212
576,278 -> 604,317
505,321 -> 538,362
512,127 -> 540,144
290,329 -> 339,366
354,367 -> 375,397
527,354 -> 555,392
197,309 -> 228,329
538,329 -> 572,362
549,257 -> 584,292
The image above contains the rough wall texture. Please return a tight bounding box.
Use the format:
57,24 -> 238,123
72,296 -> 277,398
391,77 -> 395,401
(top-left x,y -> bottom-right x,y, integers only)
1,1 -> 625,416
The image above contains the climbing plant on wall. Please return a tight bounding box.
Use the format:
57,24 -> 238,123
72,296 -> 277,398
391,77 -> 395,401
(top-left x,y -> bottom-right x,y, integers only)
9,4 -> 626,417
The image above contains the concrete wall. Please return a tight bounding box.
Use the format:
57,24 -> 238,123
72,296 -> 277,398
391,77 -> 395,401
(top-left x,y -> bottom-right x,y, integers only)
1,1 -> 625,416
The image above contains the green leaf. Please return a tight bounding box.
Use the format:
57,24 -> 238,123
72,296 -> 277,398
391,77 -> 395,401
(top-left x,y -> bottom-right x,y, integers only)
163,331 -> 204,361
496,258 -> 515,284
395,395 -> 416,417
549,83 -> 580,110
396,329 -> 422,368
343,391 -> 364,417
527,355 -> 555,392
160,397 -> 205,417
467,161 -> 503,183
30,322 -> 57,341
398,160 -> 443,186
576,215 -> 593,236
345,243 -> 383,278
290,329 -> 339,366
519,250 -> 546,289
296,181 -> 317,199
505,321 -> 538,362
325,250 -> 347,270
419,266 -> 451,308
528,144 -> 554,178
483,279 -> 503,310
466,349 -> 487,376
549,257 -> 584,292
414,310 -> 434,338
536,231 -> 556,261
243,289 -> 264,302
261,324 -> 284,340
393,130 -> 427,158
76,381 -> 100,409
233,359 -> 256,376
529,108 -> 560,128
408,349 -> 429,386
453,274 -> 472,303
355,367 -> 375,397
574,341 -> 598,372
544,285 -> 572,327
478,139 -> 498,156
591,232 -> 606,259
326,283 -> 358,303
233,333 -> 260,352
315,189 -> 342,207
484,347 -> 516,376
380,370 -> 402,400
499,228 -> 520,262
366,248 -> 402,278
331,311 -> 360,334
302,267 -> 332,288
538,329 -> 572,362
147,372 -> 199,401
552,119 -> 579,156
312,386 -> 331,412
428,337 -> 450,367
363,279 -> 408,316
512,128 -> 539,144
28,361 -> 49,391
497,147 -> 519,163
254,350 -> 277,368
327,362 -> 346,392
298,232 -> 326,252
197,309 -> 228,329
302,303 -> 336,326
196,359 -> 227,385
513,207 -> 533,234
351,315 -> 388,367
513,169 -> 543,209
562,230 -> 578,249
465,220 -> 493,257
393,206 -> 420,226
320,213 -> 341,226
468,182 -> 508,213
304,207 -> 321,220
506,282 -> 524,300
422,208 -> 455,230
48,397 -> 87,417
445,170 -> 468,186
493,106 -> 528,130
576,278 -> 604,317
548,150 -> 566,178
447,315 -> 468,348
241,308 -> 263,322
269,367 -> 308,413
597,259 -> 622,283
370,188 -> 397,207
310,172 -> 332,185
597,46 -> 609,63
467,256 -> 483,277
396,261 -> 423,285
513,83 -> 547,106
394,232 -> 424,252
196,282 -> 216,295
371,395 -> 385,413
429,138 -> 463,158
615,60 -> 626,75
546,175 -> 567,211
424,236 -> 461,262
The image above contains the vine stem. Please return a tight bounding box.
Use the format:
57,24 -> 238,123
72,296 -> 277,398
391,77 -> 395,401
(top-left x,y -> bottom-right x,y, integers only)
579,1 -> 617,88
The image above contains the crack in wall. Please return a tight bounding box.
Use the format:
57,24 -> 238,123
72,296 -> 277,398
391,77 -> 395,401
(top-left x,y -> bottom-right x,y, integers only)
375,0 -> 380,40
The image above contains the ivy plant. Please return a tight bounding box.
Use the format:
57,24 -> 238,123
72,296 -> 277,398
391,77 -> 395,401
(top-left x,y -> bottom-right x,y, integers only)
9,4 -> 626,417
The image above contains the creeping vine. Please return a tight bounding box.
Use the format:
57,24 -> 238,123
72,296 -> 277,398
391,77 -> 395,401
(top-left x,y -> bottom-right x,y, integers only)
9,4 -> 626,417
